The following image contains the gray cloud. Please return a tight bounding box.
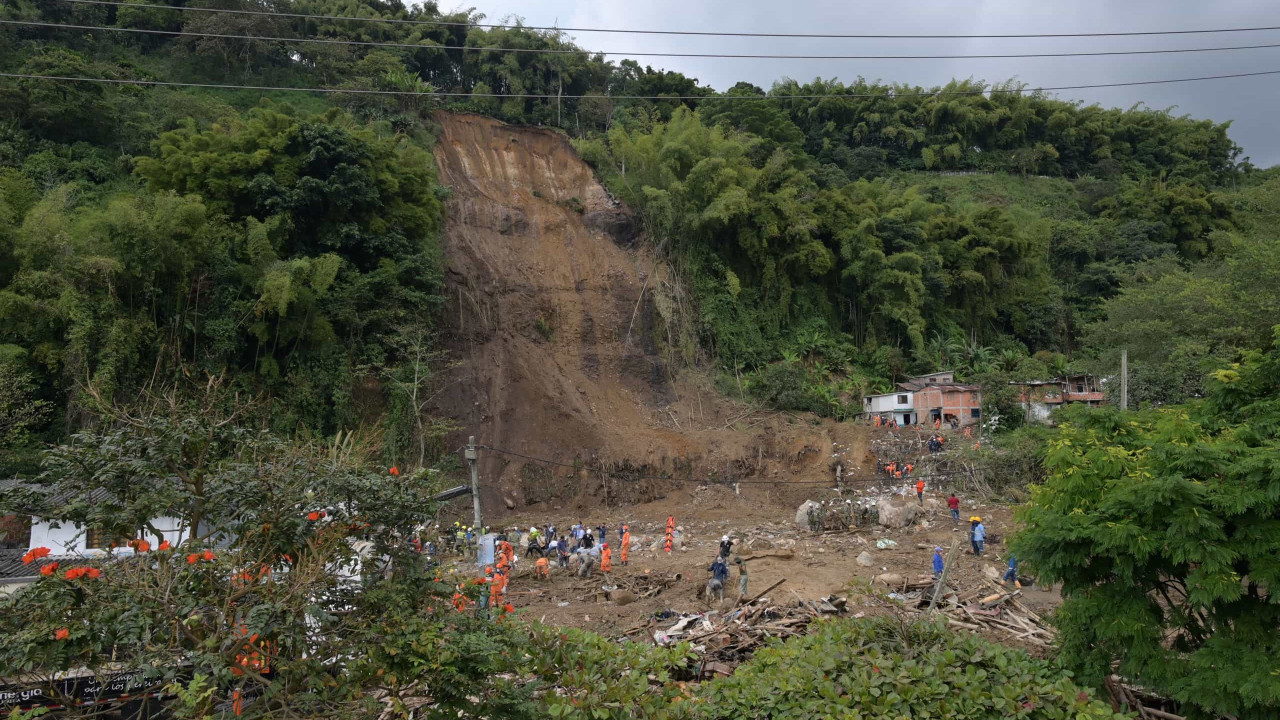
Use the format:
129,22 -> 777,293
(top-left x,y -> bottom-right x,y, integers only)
458,0 -> 1280,166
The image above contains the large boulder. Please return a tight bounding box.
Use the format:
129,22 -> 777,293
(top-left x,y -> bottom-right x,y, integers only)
877,500 -> 921,528
795,500 -> 822,528
874,573 -> 905,587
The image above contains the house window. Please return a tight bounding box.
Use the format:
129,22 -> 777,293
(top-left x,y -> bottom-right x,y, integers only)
970,408 -> 981,418
1075,384 -> 1084,393
85,527 -> 124,550
897,395 -> 908,404
0,515 -> 31,549
929,378 -> 936,382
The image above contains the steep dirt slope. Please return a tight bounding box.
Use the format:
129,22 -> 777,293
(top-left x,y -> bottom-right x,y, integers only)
430,113 -> 870,515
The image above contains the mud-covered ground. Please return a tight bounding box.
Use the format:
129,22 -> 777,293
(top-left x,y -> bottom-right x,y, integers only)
438,485 -> 1060,655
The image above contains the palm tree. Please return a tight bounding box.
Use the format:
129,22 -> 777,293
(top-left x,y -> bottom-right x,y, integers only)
963,338 -> 995,375
998,349 -> 1023,373
925,330 -> 963,369
1049,353 -> 1071,379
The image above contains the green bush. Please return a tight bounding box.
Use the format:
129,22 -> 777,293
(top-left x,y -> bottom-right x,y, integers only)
686,617 -> 1129,720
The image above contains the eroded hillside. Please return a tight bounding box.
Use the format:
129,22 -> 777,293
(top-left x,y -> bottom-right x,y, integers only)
430,113 -> 870,515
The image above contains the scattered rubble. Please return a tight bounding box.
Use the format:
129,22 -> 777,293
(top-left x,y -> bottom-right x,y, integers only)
625,585 -> 850,675
925,580 -> 1056,648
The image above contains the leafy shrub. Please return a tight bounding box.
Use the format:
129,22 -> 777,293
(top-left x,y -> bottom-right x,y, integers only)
522,624 -> 693,720
687,617 -> 1128,720
745,361 -> 813,412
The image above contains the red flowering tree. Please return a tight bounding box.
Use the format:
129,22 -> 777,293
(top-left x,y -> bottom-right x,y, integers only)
0,388 -> 531,719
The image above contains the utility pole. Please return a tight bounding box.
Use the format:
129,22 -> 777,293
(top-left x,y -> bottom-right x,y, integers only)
466,436 -> 482,530
1120,348 -> 1128,411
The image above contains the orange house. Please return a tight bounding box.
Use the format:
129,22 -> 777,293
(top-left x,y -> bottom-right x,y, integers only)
911,384 -> 983,428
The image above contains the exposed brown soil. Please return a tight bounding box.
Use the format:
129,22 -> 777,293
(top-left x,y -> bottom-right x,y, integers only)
428,112 -> 1060,655
430,112 -> 873,516
444,491 -> 1060,657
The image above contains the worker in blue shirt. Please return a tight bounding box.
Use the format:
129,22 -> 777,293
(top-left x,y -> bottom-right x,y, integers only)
970,517 -> 986,557
932,547 -> 945,579
1003,556 -> 1021,588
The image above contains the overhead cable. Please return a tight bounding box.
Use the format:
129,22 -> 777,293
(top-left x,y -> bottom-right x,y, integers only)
12,19 -> 1280,60
54,0 -> 1280,40
479,444 -> 962,486
4,68 -> 1279,99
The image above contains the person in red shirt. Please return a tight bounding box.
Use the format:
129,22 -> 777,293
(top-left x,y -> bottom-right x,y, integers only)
947,493 -> 960,525
916,479 -> 925,505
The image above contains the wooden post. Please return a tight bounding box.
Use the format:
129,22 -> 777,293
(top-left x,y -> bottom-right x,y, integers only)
927,542 -> 961,612
743,578 -> 786,606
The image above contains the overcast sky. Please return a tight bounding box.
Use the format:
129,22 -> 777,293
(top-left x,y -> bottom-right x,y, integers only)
450,0 -> 1280,167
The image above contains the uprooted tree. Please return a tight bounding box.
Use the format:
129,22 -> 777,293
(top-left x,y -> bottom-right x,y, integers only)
1014,329 -> 1280,719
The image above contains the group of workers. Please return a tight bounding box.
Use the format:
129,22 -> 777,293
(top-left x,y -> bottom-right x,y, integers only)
705,535 -> 749,605
931,516 -> 1014,583
880,459 -> 915,479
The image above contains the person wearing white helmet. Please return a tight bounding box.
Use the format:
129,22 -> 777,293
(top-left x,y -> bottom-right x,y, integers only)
525,525 -> 542,557
718,535 -> 734,560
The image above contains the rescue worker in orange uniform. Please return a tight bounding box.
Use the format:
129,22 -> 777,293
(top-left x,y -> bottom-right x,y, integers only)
600,542 -> 612,574
620,525 -> 631,566
534,556 -> 550,579
489,569 -> 503,609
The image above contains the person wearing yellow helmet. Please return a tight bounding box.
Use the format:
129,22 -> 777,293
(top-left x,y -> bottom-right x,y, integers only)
969,517 -> 986,557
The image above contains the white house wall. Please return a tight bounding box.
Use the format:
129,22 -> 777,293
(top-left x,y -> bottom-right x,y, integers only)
864,393 -> 917,424
27,515 -> 191,555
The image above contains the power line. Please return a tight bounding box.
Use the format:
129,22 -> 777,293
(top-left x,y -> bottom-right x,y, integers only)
14,19 -> 1280,60
477,444 -> 957,486
54,0 -> 1280,40
3,68 -> 1279,99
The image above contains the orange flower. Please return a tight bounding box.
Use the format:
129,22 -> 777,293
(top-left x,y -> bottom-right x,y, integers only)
64,567 -> 86,580
135,540 -> 151,552
40,562 -> 59,577
307,511 -> 320,521
186,554 -> 199,564
389,466 -> 400,476
86,567 -> 101,579
22,547 -> 51,565
503,604 -> 515,613
158,540 -> 171,551
201,550 -> 215,562
54,628 -> 70,641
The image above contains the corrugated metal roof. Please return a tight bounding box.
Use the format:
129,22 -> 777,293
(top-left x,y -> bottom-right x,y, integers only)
0,476 -> 116,509
0,549 -> 80,581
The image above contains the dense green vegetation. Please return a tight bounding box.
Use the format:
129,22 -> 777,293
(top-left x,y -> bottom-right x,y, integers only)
1015,334 -> 1280,719
3,2 -> 1278,717
1,0 -> 1264,457
686,616 -> 1126,720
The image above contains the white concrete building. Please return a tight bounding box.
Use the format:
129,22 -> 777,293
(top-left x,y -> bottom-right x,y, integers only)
26,515 -> 191,556
863,391 -> 916,425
